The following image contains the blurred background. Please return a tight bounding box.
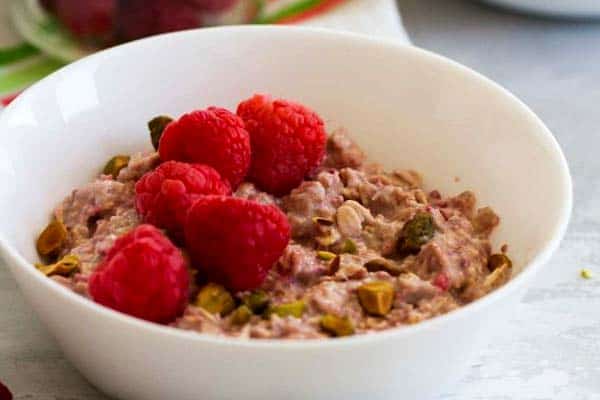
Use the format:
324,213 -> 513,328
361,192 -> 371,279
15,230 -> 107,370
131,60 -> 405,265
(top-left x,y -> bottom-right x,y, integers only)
1,1 -> 599,399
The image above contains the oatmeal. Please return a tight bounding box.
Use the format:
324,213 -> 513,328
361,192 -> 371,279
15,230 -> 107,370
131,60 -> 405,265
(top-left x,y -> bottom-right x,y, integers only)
34,96 -> 512,339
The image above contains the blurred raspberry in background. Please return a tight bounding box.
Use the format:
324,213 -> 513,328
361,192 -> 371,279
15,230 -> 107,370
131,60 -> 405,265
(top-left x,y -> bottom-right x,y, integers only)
0,380 -> 12,400
188,0 -> 238,12
53,0 -> 116,44
40,0 -> 257,46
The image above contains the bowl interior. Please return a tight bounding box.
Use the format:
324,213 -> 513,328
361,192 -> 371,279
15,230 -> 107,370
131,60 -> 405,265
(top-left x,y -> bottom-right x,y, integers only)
0,27 -> 570,290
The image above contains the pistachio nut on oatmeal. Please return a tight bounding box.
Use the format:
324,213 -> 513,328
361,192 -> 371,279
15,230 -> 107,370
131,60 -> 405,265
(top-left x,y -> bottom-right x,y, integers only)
35,94 -> 512,339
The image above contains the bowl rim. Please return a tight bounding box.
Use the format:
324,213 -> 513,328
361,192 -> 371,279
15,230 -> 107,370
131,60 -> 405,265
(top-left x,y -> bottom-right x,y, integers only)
480,0 -> 600,18
0,25 -> 573,350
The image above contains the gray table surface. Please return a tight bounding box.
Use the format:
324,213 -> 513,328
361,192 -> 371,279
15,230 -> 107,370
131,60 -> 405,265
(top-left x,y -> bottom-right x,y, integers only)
2,1 -> 600,399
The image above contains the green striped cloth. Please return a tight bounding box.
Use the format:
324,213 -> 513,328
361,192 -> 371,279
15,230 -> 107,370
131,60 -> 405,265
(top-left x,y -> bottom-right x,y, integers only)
0,43 -> 61,95
0,0 -> 61,99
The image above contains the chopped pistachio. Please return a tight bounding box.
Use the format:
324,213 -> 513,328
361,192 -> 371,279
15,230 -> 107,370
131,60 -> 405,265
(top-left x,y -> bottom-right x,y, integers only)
414,190 -> 428,205
102,155 -> 130,179
320,314 -> 355,337
317,251 -> 337,261
397,212 -> 435,255
242,290 -> 270,314
357,281 -> 395,316
35,254 -> 80,277
340,238 -> 358,254
195,283 -> 235,316
312,216 -> 334,226
36,219 -> 67,259
148,115 -> 173,150
580,269 -> 593,280
266,300 -> 306,319
315,232 -> 340,247
230,305 -> 253,325
487,253 -> 512,271
483,259 -> 512,291
329,255 -> 341,275
364,258 -> 404,276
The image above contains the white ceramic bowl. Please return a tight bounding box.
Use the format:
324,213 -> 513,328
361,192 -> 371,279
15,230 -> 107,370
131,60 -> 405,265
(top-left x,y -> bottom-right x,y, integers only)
481,0 -> 600,18
0,26 -> 571,400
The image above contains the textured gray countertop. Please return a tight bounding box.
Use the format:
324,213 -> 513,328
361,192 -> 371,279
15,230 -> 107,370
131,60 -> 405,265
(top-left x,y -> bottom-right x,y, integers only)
1,1 -> 599,399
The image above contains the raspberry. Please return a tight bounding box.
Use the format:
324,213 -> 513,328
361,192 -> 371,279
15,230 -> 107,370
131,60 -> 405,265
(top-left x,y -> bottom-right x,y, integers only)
54,0 -> 116,42
186,0 -> 238,12
0,380 -> 11,400
135,161 -> 230,241
116,0 -> 155,41
155,0 -> 202,33
89,225 -> 189,323
185,196 -> 290,291
159,107 -> 251,188
117,0 -> 201,42
237,94 -> 326,195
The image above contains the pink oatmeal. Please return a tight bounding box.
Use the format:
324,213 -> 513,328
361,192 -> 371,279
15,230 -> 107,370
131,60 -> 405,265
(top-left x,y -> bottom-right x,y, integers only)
43,130 -> 511,339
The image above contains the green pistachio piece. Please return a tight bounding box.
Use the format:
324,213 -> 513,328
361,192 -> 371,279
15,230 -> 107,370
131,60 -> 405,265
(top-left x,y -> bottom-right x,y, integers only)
357,281 -> 395,316
397,212 -> 435,255
148,115 -> 173,150
581,269 -> 593,280
316,233 -> 339,247
266,300 -> 306,319
312,216 -> 334,226
483,255 -> 513,291
242,290 -> 270,314
320,314 -> 355,337
487,253 -> 512,271
329,255 -> 341,275
230,305 -> 253,325
195,283 -> 235,316
340,238 -> 358,254
102,155 -> 130,179
364,258 -> 405,277
36,219 -> 67,259
317,251 -> 337,261
35,254 -> 80,277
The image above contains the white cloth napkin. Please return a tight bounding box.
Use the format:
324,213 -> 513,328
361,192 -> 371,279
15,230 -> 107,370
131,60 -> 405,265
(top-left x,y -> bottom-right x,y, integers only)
301,0 -> 410,42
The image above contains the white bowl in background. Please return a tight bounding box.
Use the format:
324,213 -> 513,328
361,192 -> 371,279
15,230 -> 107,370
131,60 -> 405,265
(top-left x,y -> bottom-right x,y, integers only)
0,26 -> 571,400
481,0 -> 600,18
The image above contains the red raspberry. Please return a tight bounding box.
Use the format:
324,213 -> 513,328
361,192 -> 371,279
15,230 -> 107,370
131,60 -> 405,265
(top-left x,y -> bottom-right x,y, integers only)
237,94 -> 327,195
54,0 -> 116,42
159,107 -> 251,188
0,380 -> 12,400
185,196 -> 290,291
135,161 -> 230,241
116,0 -> 155,41
89,225 -> 189,323
186,0 -> 237,12
117,0 -> 201,42
155,0 -> 202,33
